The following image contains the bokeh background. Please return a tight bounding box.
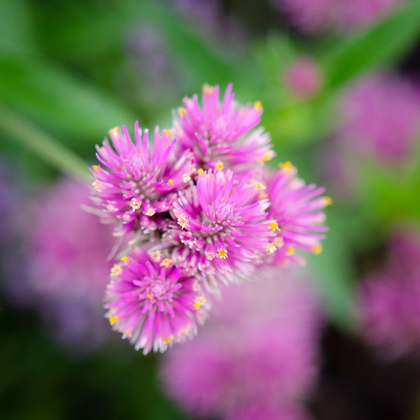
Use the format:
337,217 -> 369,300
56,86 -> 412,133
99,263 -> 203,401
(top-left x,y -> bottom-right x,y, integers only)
2,0 -> 420,419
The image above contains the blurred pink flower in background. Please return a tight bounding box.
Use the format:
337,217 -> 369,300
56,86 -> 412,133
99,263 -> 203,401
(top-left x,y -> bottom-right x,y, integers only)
358,228 -> 420,358
161,268 -> 324,419
283,57 -> 323,99
275,0 -> 406,33
27,178 -> 115,348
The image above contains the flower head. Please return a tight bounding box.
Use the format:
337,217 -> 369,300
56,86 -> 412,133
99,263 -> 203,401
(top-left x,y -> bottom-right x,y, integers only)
91,122 -> 195,236
105,248 -> 208,354
161,268 -> 324,419
174,84 -> 274,174
265,162 -> 329,266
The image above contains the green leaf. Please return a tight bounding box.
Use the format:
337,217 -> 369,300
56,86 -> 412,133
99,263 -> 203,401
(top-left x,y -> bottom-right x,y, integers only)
323,0 -> 420,89
0,56 -> 137,140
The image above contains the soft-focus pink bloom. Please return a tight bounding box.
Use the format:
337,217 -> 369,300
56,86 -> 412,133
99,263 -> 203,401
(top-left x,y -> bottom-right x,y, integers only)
275,0 -> 406,33
358,229 -> 420,358
28,178 -> 115,347
283,57 -> 323,99
161,269 -> 323,419
339,74 -> 420,163
105,247 -> 208,354
174,83 -> 274,175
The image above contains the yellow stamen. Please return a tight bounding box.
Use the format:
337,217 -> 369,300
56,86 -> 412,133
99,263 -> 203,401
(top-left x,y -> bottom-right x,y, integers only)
168,179 -> 174,186
93,165 -> 100,172
121,256 -> 129,262
130,198 -> 141,212
266,243 -> 277,254
194,296 -> 207,310
147,293 -> 153,299
109,316 -> 118,326
323,196 -> 333,206
215,161 -> 224,170
254,101 -> 263,110
92,180 -> 102,191
286,247 -> 294,256
177,214 -> 189,229
163,335 -> 174,344
218,248 -> 228,259
110,263 -> 122,277
123,331 -> 132,338
179,108 -> 186,116
182,173 -> 192,183
258,150 -> 275,163
259,192 -> 268,199
203,84 -> 214,94
254,181 -> 266,191
197,169 -> 204,176
160,258 -> 172,268
268,221 -> 280,232
145,208 -> 155,216
164,129 -> 171,137
108,126 -> 120,137
312,244 -> 323,255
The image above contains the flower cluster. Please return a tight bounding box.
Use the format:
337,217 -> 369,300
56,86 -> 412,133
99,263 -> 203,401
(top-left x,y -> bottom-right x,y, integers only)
91,84 -> 330,354
358,228 -> 420,358
160,268 -> 324,420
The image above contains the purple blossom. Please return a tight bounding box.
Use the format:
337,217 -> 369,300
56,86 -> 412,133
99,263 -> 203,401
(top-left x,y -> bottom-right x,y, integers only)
174,84 -> 275,174
283,57 -> 323,100
105,247 -> 209,354
358,229 -> 420,358
275,0 -> 406,33
160,268 -> 324,419
339,74 -> 420,164
28,178 -> 115,348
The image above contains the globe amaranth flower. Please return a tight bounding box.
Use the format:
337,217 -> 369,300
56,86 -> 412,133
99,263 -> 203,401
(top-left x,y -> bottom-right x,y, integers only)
358,228 -> 420,358
265,162 -> 330,267
274,0 -> 406,34
174,83 -> 275,174
28,178 -> 115,349
339,74 -> 420,164
160,268 -> 324,419
91,121 -> 196,236
165,169 -> 274,290
105,247 -> 209,354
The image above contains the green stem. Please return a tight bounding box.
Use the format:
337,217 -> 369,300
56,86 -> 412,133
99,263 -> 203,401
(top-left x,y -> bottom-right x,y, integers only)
0,105 -> 90,181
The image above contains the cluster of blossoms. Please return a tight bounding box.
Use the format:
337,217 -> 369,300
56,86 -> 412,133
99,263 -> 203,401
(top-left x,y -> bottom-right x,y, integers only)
358,228 -> 420,359
161,269 -> 324,420
274,0 -> 406,33
90,84 -> 330,354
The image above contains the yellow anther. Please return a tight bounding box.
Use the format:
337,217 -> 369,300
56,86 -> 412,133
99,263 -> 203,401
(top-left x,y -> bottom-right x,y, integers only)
218,248 -> 228,259
145,208 -> 156,216
194,296 -> 207,310
147,293 -> 153,299
168,179 -> 174,185
179,108 -> 187,116
123,331 -> 132,338
203,84 -> 214,94
258,150 -> 275,163
266,243 -> 277,254
92,180 -> 102,191
164,129 -> 171,137
121,256 -> 129,262
130,198 -> 141,212
109,316 -> 118,326
286,247 -> 294,256
323,196 -> 333,206
197,169 -> 204,176
254,101 -> 263,110
108,126 -> 120,137
268,221 -> 280,232
312,244 -> 323,255
163,335 -> 174,344
177,214 -> 189,229
259,192 -> 268,199
254,182 -> 266,191
160,258 -> 172,268
110,263 -> 122,277
93,165 -> 100,172
215,161 -> 224,170
279,161 -> 295,172
182,173 -> 192,183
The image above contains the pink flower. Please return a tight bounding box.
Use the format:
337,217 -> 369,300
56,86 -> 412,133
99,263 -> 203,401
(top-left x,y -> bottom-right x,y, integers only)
283,57 -> 323,99
275,0 -> 406,33
105,247 -> 208,354
91,122 -> 195,236
174,84 -> 274,174
160,268 -> 324,419
358,228 -> 420,358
